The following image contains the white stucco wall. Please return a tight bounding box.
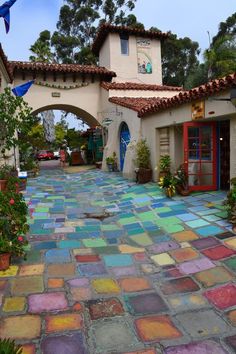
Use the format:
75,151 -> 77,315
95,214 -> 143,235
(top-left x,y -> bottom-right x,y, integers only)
108,89 -> 179,99
99,33 -> 162,84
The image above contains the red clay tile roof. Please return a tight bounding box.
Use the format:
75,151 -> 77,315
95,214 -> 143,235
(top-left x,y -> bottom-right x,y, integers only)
109,73 -> 236,117
9,61 -> 116,79
101,81 -> 182,91
93,23 -> 169,55
109,96 -> 163,112
0,44 -> 13,82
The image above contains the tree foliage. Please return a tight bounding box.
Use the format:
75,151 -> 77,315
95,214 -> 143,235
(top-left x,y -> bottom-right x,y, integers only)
29,30 -> 54,63
212,12 -> 236,44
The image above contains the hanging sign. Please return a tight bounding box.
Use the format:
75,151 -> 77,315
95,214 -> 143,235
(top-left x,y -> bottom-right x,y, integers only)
191,101 -> 205,120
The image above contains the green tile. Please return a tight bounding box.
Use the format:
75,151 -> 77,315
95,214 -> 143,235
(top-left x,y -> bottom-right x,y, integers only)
118,217 -> 138,225
137,211 -> 157,222
163,224 -> 185,233
155,216 -> 182,226
129,233 -> 153,246
82,238 -> 107,247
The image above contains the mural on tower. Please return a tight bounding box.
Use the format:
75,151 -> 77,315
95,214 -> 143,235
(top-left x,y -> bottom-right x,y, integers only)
137,38 -> 152,74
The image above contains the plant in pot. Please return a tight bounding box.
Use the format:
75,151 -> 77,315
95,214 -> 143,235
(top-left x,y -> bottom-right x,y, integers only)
106,152 -> 117,172
135,139 -> 152,183
224,177 -> 236,232
0,184 -> 29,270
158,172 -> 177,198
174,164 -> 190,196
157,155 -> 171,178
0,164 -> 19,192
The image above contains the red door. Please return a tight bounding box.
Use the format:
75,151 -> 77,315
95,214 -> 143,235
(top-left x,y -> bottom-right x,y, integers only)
184,122 -> 217,191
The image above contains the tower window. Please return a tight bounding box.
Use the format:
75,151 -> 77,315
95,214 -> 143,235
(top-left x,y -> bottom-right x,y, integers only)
120,33 -> 129,55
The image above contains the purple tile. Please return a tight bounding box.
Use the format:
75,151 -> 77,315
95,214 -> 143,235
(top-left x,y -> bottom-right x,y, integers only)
110,266 -> 137,277
148,241 -> 180,254
165,340 -> 229,354
78,263 -> 107,276
68,278 -> 89,287
178,257 -> 215,274
126,292 -> 168,315
41,332 -> 87,354
190,237 -> 220,250
29,292 -> 68,313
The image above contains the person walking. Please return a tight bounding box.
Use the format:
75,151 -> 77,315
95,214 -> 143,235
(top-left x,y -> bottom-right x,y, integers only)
59,147 -> 66,168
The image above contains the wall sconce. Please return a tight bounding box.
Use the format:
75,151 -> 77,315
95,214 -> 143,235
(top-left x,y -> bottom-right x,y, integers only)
102,118 -> 113,127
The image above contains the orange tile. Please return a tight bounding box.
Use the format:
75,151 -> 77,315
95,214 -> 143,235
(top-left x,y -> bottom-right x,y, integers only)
48,278 -> 64,288
119,277 -> 151,292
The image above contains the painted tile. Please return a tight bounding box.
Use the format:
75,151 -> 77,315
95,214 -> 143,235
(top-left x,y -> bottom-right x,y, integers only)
172,230 -> 199,242
19,264 -> 45,276
169,247 -> 199,263
0,315 -> 41,339
87,298 -> 124,320
48,278 -> 64,288
3,296 -> 26,312
168,294 -> 208,311
227,309 -> 236,326
204,284 -> 236,309
165,340 -> 230,354
70,287 -> 92,301
190,236 -> 220,250
185,219 -> 209,228
177,257 -> 215,275
176,309 -> 229,337
195,225 -> 224,237
161,277 -> 200,295
92,278 -> 120,294
58,240 -> 81,249
45,249 -> 71,263
82,238 -> 107,247
67,278 -> 89,287
119,277 -> 151,292
75,254 -> 101,262
129,233 -> 153,246
41,332 -> 87,354
21,344 -> 36,354
151,253 -> 175,266
11,276 -> 44,295
177,213 -> 199,221
47,263 -> 75,277
135,315 -> 182,342
28,292 -> 68,313
45,313 -> 83,333
194,266 -> 233,287
201,245 -> 235,260
110,266 -> 137,276
103,254 -> 133,267
118,244 -> 145,253
225,335 -> 236,352
78,263 -> 107,276
148,241 -> 180,254
224,237 -> 236,249
0,265 -> 18,277
126,292 -> 168,315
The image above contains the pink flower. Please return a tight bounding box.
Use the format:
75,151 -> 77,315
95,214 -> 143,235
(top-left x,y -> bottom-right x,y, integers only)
18,236 -> 23,242
9,198 -> 15,205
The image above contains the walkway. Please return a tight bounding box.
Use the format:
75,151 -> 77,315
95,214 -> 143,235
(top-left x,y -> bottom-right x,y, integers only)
1,168 -> 236,354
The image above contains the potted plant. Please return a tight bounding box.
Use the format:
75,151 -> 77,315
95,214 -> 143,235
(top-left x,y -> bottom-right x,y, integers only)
0,338 -> 23,354
135,139 -> 152,183
224,177 -> 236,232
0,165 -> 19,192
106,152 -> 117,172
158,172 -> 177,198
20,157 -> 39,178
158,155 -> 171,178
174,164 -> 190,196
0,184 -> 29,270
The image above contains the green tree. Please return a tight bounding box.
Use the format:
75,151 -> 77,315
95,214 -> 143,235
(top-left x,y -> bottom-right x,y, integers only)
29,30 -> 54,63
50,0 -> 138,64
212,12 -> 236,44
160,31 -> 200,88
204,34 -> 236,80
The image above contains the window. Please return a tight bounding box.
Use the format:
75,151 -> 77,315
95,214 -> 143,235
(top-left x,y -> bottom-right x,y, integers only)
120,33 -> 129,55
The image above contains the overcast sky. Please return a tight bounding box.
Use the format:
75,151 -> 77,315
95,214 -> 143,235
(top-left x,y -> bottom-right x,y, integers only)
0,0 -> 235,62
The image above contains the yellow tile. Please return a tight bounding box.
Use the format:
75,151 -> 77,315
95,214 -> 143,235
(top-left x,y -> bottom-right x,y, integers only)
224,237 -> 236,249
172,230 -> 199,242
151,253 -> 175,266
92,278 -> 120,294
3,297 -> 26,312
0,265 -> 18,277
118,244 -> 145,253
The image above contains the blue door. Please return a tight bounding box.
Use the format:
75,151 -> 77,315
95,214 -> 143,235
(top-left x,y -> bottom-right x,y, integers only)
120,123 -> 130,171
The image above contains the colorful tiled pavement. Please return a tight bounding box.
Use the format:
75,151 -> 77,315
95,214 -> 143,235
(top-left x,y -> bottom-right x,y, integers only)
1,168 -> 236,353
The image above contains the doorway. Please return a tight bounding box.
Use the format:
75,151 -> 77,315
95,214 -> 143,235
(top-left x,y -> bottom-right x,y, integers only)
183,122 -> 217,191
219,120 -> 230,190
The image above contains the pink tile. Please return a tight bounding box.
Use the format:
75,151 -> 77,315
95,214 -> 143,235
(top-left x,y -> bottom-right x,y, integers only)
178,257 -> 215,274
29,292 -> 68,313
204,284 -> 236,310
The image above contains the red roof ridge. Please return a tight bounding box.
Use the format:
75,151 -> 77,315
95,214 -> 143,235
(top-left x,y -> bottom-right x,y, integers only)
101,81 -> 182,91
109,96 -> 164,112
93,23 -> 169,55
9,61 -> 116,78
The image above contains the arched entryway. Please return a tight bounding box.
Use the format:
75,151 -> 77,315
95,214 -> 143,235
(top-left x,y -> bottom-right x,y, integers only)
120,122 -> 131,171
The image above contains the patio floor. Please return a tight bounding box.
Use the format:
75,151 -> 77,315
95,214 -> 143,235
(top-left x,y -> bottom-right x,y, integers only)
1,168 -> 236,353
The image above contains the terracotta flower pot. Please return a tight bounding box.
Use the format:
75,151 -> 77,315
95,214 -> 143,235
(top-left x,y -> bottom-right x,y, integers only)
0,179 -> 7,192
137,168 -> 152,183
0,253 -> 11,271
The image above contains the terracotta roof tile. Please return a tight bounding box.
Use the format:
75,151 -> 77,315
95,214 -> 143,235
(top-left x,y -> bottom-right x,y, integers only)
101,81 -> 182,91
93,23 -> 168,55
109,96 -> 163,112
109,73 -> 236,117
138,72 -> 236,117
0,44 -> 13,82
9,61 -> 116,79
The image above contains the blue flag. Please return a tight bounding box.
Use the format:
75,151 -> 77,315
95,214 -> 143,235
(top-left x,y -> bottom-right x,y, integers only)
12,80 -> 34,97
0,0 -> 17,33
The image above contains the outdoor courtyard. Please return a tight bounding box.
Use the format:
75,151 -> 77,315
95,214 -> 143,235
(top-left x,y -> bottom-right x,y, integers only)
1,165 -> 236,353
